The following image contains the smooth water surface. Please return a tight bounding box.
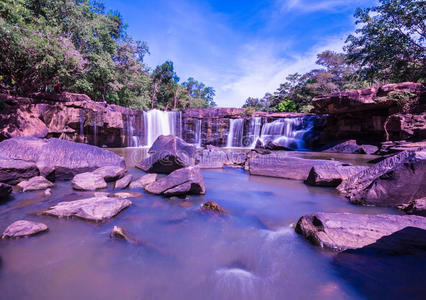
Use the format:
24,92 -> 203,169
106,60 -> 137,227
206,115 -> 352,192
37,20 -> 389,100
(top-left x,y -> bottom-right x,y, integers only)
0,150 -> 398,300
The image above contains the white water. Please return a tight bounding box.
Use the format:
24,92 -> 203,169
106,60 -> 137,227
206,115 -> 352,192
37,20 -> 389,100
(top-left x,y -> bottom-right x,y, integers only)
249,117 -> 262,149
195,119 -> 202,147
143,110 -> 182,147
127,115 -> 141,147
226,119 -> 244,148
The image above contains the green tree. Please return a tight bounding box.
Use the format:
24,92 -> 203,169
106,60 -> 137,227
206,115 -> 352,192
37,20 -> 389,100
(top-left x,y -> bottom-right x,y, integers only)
278,100 -> 298,112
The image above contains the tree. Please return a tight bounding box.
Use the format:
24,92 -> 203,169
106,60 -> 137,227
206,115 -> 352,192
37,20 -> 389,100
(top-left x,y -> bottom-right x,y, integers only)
345,0 -> 426,82
278,100 -> 297,112
151,61 -> 179,109
183,77 -> 216,108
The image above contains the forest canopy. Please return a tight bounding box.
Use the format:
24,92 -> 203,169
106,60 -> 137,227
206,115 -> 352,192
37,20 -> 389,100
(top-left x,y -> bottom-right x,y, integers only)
0,0 -> 216,110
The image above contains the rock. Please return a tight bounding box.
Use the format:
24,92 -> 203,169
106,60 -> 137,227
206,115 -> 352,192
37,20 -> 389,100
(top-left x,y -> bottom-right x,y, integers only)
201,201 -> 226,214
195,149 -> 247,168
2,220 -> 48,238
129,173 -> 158,189
44,196 -> 132,221
0,183 -> 12,199
337,150 -> 426,207
304,165 -> 368,187
71,172 -> 107,191
295,212 -> 426,251
114,174 -> 133,189
0,137 -> 125,180
323,140 -> 360,153
0,158 -> 39,185
353,144 -> 379,155
400,197 -> 426,217
265,141 -> 293,151
136,135 -> 196,174
110,192 -> 142,198
248,151 -> 345,180
17,176 -> 54,192
110,225 -> 131,241
145,166 -> 205,196
93,166 -> 126,182
44,188 -> 51,197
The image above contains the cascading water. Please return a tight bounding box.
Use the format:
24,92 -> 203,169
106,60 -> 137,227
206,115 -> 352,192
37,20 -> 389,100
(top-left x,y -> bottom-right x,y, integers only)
127,115 -> 140,147
194,119 -> 202,147
226,119 -> 244,148
249,117 -> 262,149
143,110 -> 182,147
259,117 -> 315,150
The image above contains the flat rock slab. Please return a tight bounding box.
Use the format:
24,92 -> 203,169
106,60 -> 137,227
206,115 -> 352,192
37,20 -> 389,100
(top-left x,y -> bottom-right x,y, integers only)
305,165 -> 368,187
295,212 -> 426,251
129,173 -> 158,189
17,176 -> 54,192
115,174 -> 133,189
93,166 -> 126,182
248,151 -> 345,180
44,196 -> 132,222
72,172 -> 107,191
0,158 -> 39,185
2,220 -> 48,238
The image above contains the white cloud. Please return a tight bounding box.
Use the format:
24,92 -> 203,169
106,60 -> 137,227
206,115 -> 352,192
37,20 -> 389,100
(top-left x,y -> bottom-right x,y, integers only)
279,0 -> 371,13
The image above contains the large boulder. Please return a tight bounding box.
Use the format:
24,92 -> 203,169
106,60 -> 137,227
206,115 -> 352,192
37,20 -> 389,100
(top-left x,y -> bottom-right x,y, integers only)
305,165 -> 368,187
0,183 -> 12,199
0,137 -> 125,180
72,172 -> 107,191
145,166 -> 205,196
0,158 -> 39,185
17,176 -> 54,192
136,135 -> 196,174
295,212 -> 426,251
129,173 -> 158,189
338,150 -> 426,207
44,196 -> 131,222
248,151 -> 346,180
2,220 -> 48,238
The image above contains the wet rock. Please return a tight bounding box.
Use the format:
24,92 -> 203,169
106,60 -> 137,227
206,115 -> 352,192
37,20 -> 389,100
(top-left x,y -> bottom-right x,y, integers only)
114,174 -> 133,189
0,137 -> 125,180
196,149 -> 247,168
400,197 -> 426,217
111,192 -> 142,199
248,151 -> 345,180
295,212 -> 426,251
0,158 -> 39,185
136,135 -> 196,174
304,165 -> 368,187
145,166 -> 205,196
353,144 -> 379,155
129,173 -> 158,189
17,176 -> 54,192
2,220 -> 48,238
110,225 -> 131,241
337,149 -> 426,207
265,141 -> 294,151
44,196 -> 132,222
44,188 -> 51,197
0,183 -> 12,199
201,201 -> 226,214
93,166 -> 126,182
322,140 -> 375,154
71,172 -> 107,191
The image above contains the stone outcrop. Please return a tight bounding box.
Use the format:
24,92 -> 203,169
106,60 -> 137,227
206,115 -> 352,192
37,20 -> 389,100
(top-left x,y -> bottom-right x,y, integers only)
0,137 -> 125,180
136,135 -> 196,174
248,151 -> 346,180
305,165 -> 368,187
338,149 -> 426,207
145,166 -> 205,196
114,174 -> 133,189
0,183 -> 12,199
2,220 -> 48,238
0,158 -> 39,185
295,212 -> 426,250
44,196 -> 132,221
72,172 -> 107,191
17,176 -> 54,192
129,173 -> 158,189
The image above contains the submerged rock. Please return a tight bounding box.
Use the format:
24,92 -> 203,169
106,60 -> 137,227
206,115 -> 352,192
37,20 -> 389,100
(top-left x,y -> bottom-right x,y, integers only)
111,192 -> 142,199
110,225 -> 132,241
0,158 -> 39,185
114,174 -> 133,189
304,165 -> 368,187
129,173 -> 158,189
201,201 -> 226,214
17,176 -> 54,192
145,166 -> 205,196
72,172 -> 107,191
93,166 -> 126,182
44,196 -> 132,222
2,220 -> 48,238
0,183 -> 12,199
0,137 -> 125,180
337,149 -> 426,207
400,197 -> 426,217
295,212 -> 426,251
136,135 -> 196,174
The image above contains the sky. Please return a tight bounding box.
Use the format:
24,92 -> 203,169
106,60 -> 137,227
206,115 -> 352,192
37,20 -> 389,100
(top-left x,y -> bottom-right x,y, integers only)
102,0 -> 374,107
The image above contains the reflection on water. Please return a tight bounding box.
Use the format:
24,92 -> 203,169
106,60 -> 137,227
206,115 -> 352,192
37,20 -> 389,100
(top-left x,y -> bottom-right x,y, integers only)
0,149 -> 398,300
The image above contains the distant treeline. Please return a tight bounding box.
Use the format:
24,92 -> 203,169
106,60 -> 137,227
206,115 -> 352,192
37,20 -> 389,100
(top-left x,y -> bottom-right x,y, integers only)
242,0 -> 425,113
0,0 -> 216,109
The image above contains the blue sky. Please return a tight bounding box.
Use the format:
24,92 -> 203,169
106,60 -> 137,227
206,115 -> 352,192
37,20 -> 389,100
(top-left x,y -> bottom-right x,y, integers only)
103,0 -> 374,107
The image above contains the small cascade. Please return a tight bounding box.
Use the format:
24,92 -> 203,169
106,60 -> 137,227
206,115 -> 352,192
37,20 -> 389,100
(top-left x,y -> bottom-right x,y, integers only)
93,112 -> 98,146
194,119 -> 202,147
249,117 -> 262,148
143,109 -> 182,147
226,119 -> 244,148
259,117 -> 315,150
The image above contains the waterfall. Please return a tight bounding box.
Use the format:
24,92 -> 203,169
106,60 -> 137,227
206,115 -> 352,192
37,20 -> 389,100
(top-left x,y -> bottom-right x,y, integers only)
143,109 -> 182,147
127,115 -> 140,147
259,117 -> 315,150
194,119 -> 202,147
226,119 -> 244,148
249,117 -> 262,149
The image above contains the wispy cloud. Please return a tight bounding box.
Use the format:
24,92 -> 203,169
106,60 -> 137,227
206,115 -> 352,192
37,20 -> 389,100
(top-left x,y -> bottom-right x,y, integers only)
279,0 -> 370,13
